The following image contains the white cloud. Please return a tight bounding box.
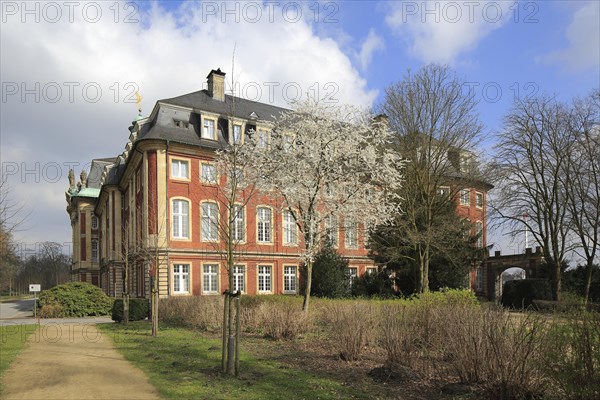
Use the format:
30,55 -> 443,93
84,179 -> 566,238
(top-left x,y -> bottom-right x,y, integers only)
543,1 -> 600,71
0,1 -> 376,248
358,29 -> 385,71
385,0 -> 511,64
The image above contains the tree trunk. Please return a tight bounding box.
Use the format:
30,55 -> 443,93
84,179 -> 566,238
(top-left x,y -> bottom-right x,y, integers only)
226,293 -> 235,375
583,260 -> 593,306
302,261 -> 313,312
235,297 -> 240,377
221,294 -> 229,374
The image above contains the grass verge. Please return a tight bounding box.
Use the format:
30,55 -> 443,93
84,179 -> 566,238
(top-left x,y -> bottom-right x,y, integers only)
0,324 -> 37,390
99,321 -> 372,400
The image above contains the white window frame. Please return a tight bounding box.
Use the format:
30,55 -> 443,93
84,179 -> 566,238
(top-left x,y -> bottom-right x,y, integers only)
325,214 -> 338,247
170,158 -> 190,180
258,265 -> 272,292
91,215 -> 98,229
476,221 -> 484,248
232,205 -> 245,242
283,266 -> 297,293
173,263 -> 190,294
344,218 -> 358,249
202,264 -> 219,294
460,189 -> 470,206
366,267 -> 377,275
283,210 -> 297,245
91,240 -> 98,262
233,124 -> 242,144
171,199 -> 190,239
202,118 -> 216,140
257,207 -> 272,243
257,130 -> 269,148
233,265 -> 245,293
348,267 -> 358,285
475,192 -> 484,209
201,202 -> 219,242
201,163 -> 217,184
438,186 -> 450,197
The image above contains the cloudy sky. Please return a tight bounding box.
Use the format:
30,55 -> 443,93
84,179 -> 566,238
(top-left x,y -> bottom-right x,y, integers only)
1,0 -> 598,258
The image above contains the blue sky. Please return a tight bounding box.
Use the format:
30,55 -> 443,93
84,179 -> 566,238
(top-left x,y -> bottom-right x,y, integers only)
1,0 -> 598,257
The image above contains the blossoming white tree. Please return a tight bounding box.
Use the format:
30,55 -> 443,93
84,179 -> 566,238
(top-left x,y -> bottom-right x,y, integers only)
259,100 -> 404,312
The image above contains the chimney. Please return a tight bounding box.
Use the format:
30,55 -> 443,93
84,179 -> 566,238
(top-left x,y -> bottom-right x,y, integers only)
373,114 -> 389,130
207,68 -> 226,101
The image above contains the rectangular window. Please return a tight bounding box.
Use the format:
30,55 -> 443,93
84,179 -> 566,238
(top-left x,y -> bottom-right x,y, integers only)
258,130 -> 268,148
460,189 -> 470,206
257,207 -> 272,243
366,267 -> 377,275
173,264 -> 190,293
91,216 -> 98,229
325,214 -> 338,246
201,202 -> 219,241
476,221 -> 484,248
345,219 -> 357,249
202,119 -> 216,140
172,199 -> 189,239
438,186 -> 450,197
91,240 -> 98,262
233,125 -> 242,144
476,267 -> 484,292
171,159 -> 189,179
233,265 -> 245,293
348,267 -> 357,285
476,192 -> 484,208
283,210 -> 297,245
201,163 -> 217,184
258,265 -> 272,292
203,264 -> 218,293
232,205 -> 245,242
284,266 -> 297,293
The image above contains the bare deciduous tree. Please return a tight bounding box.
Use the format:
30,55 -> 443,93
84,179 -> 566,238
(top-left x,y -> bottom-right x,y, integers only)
491,95 -> 576,301
565,90 -> 599,304
378,64 -> 484,293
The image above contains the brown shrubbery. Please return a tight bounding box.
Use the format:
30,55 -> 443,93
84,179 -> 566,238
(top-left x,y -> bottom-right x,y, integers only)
159,290 -> 599,399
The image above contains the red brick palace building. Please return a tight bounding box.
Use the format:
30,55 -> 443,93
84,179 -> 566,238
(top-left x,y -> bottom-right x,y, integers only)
65,69 -> 491,298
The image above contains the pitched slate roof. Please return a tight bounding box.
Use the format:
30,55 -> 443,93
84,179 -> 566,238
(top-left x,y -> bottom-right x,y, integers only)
159,90 -> 290,122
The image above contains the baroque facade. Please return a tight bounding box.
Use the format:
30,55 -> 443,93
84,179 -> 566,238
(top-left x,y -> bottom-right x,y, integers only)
66,68 -> 491,298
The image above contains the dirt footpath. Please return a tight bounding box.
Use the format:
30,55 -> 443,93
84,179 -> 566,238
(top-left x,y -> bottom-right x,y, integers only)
1,323 -> 161,400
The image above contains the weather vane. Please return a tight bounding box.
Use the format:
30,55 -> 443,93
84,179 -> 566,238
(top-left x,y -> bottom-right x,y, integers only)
135,91 -> 143,115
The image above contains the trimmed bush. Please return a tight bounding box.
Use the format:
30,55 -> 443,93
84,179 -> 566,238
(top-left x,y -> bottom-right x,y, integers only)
37,282 -> 112,318
501,279 -> 552,309
111,298 -> 149,322
302,243 -> 351,298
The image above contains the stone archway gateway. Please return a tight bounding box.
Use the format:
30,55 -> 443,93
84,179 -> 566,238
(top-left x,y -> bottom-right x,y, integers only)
477,247 -> 544,301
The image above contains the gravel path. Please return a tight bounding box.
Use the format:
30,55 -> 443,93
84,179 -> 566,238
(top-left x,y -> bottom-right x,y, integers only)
1,322 -> 161,400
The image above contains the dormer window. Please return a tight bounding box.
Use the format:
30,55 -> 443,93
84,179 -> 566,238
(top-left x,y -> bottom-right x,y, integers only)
233,125 -> 242,144
202,119 -> 216,140
258,130 -> 268,148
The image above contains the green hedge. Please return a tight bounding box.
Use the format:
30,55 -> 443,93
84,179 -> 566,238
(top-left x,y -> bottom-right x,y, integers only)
111,298 -> 149,322
501,279 -> 552,309
37,282 -> 112,318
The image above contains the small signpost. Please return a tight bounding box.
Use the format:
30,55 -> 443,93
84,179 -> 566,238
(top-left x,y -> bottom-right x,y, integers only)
29,284 -> 41,318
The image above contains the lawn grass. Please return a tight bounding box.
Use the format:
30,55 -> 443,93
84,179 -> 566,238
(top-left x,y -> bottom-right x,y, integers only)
0,324 -> 37,390
100,321 -> 373,400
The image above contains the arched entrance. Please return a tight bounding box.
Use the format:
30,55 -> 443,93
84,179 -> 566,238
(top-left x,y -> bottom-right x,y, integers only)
480,247 -> 543,301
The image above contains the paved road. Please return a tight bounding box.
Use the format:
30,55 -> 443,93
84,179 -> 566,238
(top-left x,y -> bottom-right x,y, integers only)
0,299 -> 35,319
